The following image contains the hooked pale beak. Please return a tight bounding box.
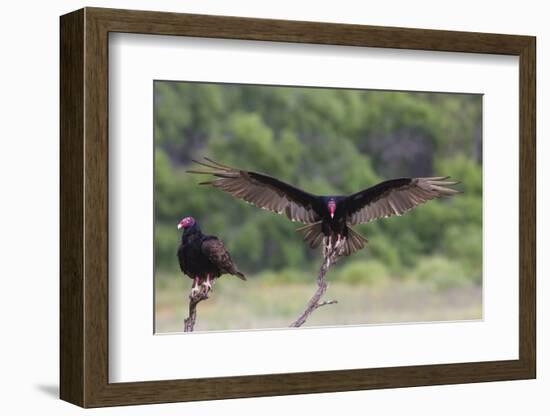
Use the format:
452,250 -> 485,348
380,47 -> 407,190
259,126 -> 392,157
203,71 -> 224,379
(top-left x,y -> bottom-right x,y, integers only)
329,204 -> 336,219
177,223 -> 184,230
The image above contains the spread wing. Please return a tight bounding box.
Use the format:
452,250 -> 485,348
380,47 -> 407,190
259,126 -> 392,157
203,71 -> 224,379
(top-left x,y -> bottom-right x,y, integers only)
187,158 -> 320,224
346,177 -> 460,225
201,237 -> 246,279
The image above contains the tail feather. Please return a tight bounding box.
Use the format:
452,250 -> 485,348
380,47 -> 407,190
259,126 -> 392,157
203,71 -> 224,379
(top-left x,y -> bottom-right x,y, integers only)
295,221 -> 324,248
341,226 -> 368,256
234,270 -> 247,281
296,222 -> 368,256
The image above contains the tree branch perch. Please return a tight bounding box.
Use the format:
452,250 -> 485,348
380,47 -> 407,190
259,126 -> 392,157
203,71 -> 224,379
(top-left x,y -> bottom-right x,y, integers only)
184,290 -> 209,332
185,244 -> 341,331
290,245 -> 341,327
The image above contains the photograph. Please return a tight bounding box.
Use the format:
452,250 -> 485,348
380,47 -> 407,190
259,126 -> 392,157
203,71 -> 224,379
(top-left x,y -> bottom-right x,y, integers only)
50,3 -> 538,410
154,81 -> 482,333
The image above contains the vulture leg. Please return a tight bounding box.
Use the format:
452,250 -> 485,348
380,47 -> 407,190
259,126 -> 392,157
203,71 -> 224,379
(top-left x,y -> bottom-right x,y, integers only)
322,236 -> 331,259
202,274 -> 213,292
191,276 -> 201,296
334,235 -> 346,255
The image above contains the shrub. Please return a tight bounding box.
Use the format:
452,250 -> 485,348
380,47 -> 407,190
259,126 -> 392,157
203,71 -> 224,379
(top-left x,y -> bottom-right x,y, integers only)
442,224 -> 482,285
413,256 -> 469,290
257,268 -> 308,284
337,260 -> 390,286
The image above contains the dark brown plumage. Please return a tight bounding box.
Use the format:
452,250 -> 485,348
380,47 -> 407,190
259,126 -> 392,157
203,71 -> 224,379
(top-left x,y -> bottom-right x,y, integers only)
177,216 -> 246,295
188,158 -> 460,257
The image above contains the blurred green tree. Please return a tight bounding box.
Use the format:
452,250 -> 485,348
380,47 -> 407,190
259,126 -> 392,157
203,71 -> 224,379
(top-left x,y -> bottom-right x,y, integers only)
154,81 -> 482,286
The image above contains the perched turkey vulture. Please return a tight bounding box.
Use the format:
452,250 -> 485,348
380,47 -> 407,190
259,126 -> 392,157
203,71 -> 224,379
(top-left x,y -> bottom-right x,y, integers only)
177,216 -> 246,295
188,158 -> 461,257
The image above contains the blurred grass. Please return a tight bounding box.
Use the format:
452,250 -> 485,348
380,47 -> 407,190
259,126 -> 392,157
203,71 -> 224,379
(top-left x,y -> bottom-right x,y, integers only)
155,271 -> 482,333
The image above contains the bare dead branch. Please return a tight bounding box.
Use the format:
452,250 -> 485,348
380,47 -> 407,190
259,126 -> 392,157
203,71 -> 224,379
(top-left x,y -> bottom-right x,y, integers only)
290,245 -> 341,328
183,290 -> 209,332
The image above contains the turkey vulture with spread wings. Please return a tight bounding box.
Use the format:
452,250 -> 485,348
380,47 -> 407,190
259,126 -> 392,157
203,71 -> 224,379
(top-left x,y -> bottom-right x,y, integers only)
177,216 -> 246,295
188,158 -> 460,257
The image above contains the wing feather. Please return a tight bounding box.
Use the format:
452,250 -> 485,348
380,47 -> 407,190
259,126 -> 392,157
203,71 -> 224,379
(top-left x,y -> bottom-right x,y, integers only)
188,159 -> 319,224
201,237 -> 244,279
201,238 -> 232,272
348,177 -> 460,225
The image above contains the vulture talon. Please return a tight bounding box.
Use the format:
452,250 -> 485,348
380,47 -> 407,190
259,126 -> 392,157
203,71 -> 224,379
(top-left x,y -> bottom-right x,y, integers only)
202,276 -> 213,292
337,240 -> 346,256
190,276 -> 201,297
334,235 -> 345,253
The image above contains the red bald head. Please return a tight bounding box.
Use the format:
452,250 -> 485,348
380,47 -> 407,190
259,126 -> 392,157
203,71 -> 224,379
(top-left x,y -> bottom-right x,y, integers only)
177,216 -> 196,230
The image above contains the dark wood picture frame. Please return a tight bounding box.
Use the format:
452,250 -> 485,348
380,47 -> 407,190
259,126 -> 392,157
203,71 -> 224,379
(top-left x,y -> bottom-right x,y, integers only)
60,7 -> 536,408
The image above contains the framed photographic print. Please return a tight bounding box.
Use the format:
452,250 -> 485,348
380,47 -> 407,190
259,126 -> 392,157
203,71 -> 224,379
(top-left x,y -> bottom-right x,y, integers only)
60,7 -> 536,408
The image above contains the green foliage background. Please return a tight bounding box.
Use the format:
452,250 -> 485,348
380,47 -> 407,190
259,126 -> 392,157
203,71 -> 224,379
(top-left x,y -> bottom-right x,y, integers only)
154,81 -> 482,291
